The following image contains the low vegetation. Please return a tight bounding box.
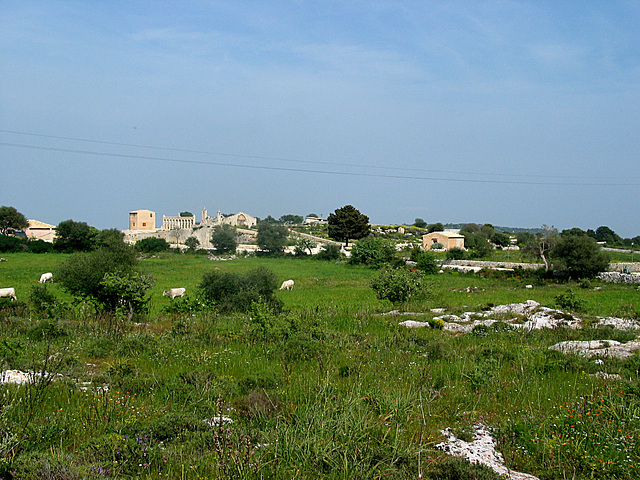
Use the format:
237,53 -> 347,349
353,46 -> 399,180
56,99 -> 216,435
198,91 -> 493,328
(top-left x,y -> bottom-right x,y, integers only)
0,245 -> 639,479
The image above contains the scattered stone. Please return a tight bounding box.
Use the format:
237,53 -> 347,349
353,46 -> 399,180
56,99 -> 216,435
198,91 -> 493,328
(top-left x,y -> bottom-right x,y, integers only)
435,424 -> 539,480
396,300 -> 640,333
525,284 -> 533,289
549,340 -> 640,359
399,320 -> 431,328
596,317 -> 640,330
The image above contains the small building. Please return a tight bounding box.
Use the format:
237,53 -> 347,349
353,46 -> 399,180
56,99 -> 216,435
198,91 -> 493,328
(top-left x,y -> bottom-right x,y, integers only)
129,210 -> 156,231
422,231 -> 465,250
304,216 -> 326,225
24,219 -> 56,242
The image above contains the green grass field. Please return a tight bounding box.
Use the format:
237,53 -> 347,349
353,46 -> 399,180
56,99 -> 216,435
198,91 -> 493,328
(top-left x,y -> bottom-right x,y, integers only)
0,252 -> 639,479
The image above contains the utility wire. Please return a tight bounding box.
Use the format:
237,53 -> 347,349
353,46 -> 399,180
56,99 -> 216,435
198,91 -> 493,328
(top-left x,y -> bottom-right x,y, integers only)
2,141 -> 638,187
1,128 -> 635,181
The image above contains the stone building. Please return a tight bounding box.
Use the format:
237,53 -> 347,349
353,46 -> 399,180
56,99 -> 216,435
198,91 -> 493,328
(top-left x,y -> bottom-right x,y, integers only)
129,210 -> 156,231
201,208 -> 257,228
162,214 -> 196,230
422,231 -> 465,250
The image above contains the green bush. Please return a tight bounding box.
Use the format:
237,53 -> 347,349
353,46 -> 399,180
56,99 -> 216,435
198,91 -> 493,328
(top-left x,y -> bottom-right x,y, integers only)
370,267 -> 427,304
26,239 -> 53,253
349,237 -> 395,268
56,245 -> 150,313
199,266 -> 282,312
555,289 -> 585,312
29,285 -> 60,318
0,234 -> 25,253
316,243 -> 342,261
135,237 -> 170,253
410,248 -> 439,274
445,247 -> 466,260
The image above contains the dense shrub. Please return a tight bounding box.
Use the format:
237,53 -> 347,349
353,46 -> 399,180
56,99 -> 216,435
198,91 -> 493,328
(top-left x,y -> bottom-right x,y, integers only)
410,248 -> 439,274
29,285 -> 60,318
135,237 -> 170,253
0,234 -> 25,253
445,247 -> 466,260
316,243 -> 342,261
370,267 -> 427,303
554,289 -> 585,312
199,266 -> 282,312
348,237 -> 395,268
26,239 -> 53,253
56,245 -> 152,313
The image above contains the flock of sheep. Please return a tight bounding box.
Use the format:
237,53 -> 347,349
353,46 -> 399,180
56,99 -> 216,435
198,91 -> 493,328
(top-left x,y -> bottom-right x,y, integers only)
1,274 -> 295,303
0,271 -> 53,301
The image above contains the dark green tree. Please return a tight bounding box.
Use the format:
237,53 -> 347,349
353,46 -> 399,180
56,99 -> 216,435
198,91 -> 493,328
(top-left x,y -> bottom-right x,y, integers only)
257,222 -> 289,255
279,214 -> 304,224
551,234 -> 610,278
427,222 -> 444,233
136,237 -> 170,253
327,205 -> 370,246
490,231 -> 511,248
561,227 -> 588,237
184,236 -> 200,252
0,206 -> 29,235
413,218 -> 427,228
210,224 -> 237,254
94,228 -> 126,249
592,226 -> 622,245
179,211 -> 194,217
54,219 -> 95,252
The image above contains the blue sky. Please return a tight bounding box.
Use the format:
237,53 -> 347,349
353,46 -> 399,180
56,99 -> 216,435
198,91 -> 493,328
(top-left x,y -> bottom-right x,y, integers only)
1,1 -> 638,236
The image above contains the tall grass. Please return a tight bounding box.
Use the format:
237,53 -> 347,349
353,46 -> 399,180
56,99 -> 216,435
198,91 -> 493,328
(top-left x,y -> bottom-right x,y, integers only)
0,252 -> 638,478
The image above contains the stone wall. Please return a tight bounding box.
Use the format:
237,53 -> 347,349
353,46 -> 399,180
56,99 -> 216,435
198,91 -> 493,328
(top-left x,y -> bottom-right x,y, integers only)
597,272 -> 640,284
442,260 -> 640,273
442,260 -> 543,270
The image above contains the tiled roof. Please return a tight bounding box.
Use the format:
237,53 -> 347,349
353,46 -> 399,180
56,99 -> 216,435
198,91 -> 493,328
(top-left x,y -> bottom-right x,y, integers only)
27,219 -> 56,229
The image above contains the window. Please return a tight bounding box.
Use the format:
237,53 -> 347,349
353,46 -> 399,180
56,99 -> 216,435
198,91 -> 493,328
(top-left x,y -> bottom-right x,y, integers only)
142,223 -> 146,227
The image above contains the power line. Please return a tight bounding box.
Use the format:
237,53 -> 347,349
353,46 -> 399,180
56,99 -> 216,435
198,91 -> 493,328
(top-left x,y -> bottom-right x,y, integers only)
1,128 -> 635,181
2,141 -> 638,187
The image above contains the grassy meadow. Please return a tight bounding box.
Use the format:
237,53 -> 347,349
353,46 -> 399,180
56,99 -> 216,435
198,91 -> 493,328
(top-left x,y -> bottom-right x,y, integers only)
0,252 -> 639,479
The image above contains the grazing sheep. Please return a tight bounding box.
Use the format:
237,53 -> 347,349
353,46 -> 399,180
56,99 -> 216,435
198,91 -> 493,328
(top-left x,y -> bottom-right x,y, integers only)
0,288 -> 16,300
39,272 -> 53,283
279,279 -> 294,290
163,287 -> 186,299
